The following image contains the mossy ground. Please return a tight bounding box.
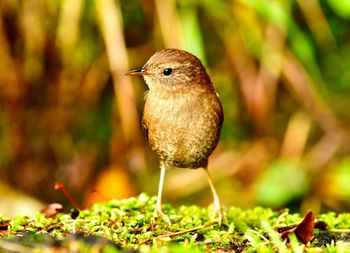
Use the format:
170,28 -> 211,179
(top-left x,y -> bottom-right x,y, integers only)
1,193 -> 350,252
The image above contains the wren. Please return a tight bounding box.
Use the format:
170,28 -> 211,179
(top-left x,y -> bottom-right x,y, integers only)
126,49 -> 224,224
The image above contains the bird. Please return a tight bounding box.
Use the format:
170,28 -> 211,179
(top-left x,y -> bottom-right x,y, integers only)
126,48 -> 224,224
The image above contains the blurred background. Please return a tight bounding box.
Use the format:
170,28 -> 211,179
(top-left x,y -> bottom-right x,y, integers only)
1,0 -> 350,217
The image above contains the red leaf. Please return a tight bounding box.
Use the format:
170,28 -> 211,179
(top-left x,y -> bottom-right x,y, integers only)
280,210 -> 315,244
294,210 -> 315,243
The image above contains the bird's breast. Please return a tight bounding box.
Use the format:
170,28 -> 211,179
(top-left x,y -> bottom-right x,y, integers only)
142,88 -> 223,169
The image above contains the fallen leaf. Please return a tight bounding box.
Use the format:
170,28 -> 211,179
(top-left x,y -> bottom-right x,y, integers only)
280,210 -> 315,244
41,203 -> 63,218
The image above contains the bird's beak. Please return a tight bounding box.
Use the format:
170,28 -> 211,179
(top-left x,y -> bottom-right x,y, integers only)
125,67 -> 149,76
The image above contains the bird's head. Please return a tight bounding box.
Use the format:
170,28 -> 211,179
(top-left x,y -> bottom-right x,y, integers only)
126,49 -> 212,91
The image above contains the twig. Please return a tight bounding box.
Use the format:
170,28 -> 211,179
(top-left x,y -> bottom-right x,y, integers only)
247,229 -> 270,244
275,211 -> 288,227
54,181 -> 82,210
329,229 -> 350,233
140,221 -> 218,244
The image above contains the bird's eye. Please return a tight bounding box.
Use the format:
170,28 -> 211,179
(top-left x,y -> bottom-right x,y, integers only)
162,68 -> 173,76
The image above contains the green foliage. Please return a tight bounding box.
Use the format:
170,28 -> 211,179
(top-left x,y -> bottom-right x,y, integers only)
327,0 -> 350,19
255,160 -> 309,206
2,194 -> 350,252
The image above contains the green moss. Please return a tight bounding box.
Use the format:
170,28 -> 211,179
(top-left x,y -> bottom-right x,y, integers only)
1,193 -> 350,252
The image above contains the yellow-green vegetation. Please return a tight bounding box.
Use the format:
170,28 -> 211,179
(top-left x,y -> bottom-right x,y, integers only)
1,0 -> 350,216
1,194 -> 350,252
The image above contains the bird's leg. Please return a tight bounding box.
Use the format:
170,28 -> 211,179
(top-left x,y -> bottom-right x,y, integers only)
203,168 -> 223,225
154,163 -> 171,224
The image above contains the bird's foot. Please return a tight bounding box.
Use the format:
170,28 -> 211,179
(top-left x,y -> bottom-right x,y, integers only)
212,201 -> 224,226
154,208 -> 171,225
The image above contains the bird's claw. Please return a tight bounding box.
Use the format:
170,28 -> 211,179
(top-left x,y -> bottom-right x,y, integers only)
154,208 -> 171,225
213,205 -> 224,226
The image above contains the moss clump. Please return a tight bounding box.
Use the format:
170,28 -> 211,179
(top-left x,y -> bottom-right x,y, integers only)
1,193 -> 350,252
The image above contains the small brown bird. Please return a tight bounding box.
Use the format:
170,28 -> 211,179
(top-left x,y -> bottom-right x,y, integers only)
126,49 -> 223,223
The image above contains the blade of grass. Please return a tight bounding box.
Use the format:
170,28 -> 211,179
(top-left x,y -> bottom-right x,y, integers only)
95,0 -> 146,170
